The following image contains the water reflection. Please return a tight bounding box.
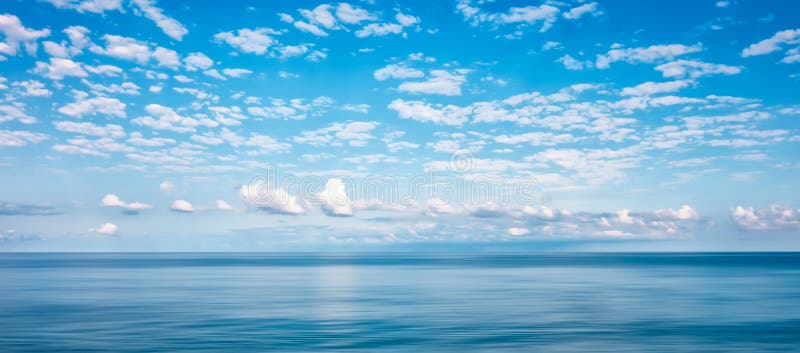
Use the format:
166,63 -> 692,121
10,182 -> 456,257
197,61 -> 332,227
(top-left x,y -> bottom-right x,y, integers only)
0,253 -> 798,352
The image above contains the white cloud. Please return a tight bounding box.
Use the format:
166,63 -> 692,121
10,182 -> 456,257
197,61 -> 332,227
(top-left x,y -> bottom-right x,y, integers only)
294,21 -> 328,37
42,0 -> 123,14
395,13 -> 420,27
42,25 -> 90,58
340,103 -> 370,114
620,80 -> 692,96
183,52 -> 214,71
741,29 -> 800,57
596,43 -> 703,69
101,193 -> 153,212
275,44 -> 309,59
53,137 -> 133,157
214,28 -> 276,55
335,3 -> 375,24
398,70 -> 468,96
90,34 -> 152,64
54,121 -> 125,138
85,64 -> 122,76
0,130 -> 48,147
317,178 -> 353,217
494,132 -> 577,146
153,47 -> 180,69
733,205 -> 800,231
127,132 -> 175,147
655,205 -> 699,220
132,104 -> 218,133
222,68 -> 253,78
373,64 -> 424,81
32,58 -> 88,80
131,0 -> 188,41
90,222 -> 118,235
556,54 -> 592,70
170,199 -> 194,212
355,23 -> 403,38
0,104 -> 37,124
508,227 -> 530,236
655,60 -> 741,78
240,184 -> 305,215
0,14 -> 51,58
563,2 -> 602,20
294,121 -> 378,147
159,180 -> 174,192
247,96 -> 333,120
13,80 -> 52,97
457,1 -> 560,33
203,69 -> 226,80
216,200 -> 234,211
388,99 -> 469,126
42,25 -> 91,59
300,4 -> 337,29
58,94 -> 126,118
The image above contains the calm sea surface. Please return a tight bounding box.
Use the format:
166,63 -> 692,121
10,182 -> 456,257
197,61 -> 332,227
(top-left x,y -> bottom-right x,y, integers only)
1,253 -> 799,352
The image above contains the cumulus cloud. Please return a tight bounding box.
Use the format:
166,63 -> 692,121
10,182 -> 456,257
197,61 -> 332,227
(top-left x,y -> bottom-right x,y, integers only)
32,58 -> 88,80
741,29 -> 800,57
422,202 -> 707,239
130,0 -> 188,40
355,22 -> 404,38
596,43 -> 703,69
0,130 -> 48,147
54,121 -> 125,138
240,184 -> 305,215
214,28 -> 276,55
508,227 -> 530,236
556,54 -> 593,70
41,0 -> 123,14
101,194 -> 153,213
655,60 -> 741,79
563,2 -> 602,20
732,205 -> 800,231
293,121 -> 378,147
373,64 -> 424,81
388,99 -> 469,126
620,80 -> 692,96
398,70 -> 468,96
0,105 -> 37,124
0,14 -> 51,59
170,199 -> 194,212
316,178 -> 353,217
216,200 -> 234,211
222,68 -> 253,78
456,1 -> 561,33
335,3 -> 375,24
90,222 -> 118,235
90,34 -> 152,64
294,21 -> 328,37
183,52 -> 213,71
58,93 -> 126,118
132,104 -> 218,133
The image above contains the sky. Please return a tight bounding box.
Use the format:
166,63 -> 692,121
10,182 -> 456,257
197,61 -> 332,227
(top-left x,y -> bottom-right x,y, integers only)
0,0 -> 799,251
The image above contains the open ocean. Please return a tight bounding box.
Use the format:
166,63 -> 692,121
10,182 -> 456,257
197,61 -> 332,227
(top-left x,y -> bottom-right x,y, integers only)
1,253 -> 799,352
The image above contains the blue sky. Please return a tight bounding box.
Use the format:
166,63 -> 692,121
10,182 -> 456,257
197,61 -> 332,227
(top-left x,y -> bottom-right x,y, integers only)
1,0 -> 799,251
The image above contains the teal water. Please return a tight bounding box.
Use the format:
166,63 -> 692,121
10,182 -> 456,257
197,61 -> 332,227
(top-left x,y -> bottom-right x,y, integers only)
1,253 -> 799,352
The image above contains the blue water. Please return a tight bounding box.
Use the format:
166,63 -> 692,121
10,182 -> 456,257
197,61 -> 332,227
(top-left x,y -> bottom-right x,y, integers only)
1,253 -> 799,352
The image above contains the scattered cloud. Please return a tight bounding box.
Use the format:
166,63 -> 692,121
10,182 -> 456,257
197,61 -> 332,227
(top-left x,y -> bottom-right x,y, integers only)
101,194 -> 153,213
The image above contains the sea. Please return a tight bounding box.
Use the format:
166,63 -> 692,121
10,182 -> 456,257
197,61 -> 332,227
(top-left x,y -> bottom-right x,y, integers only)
1,253 -> 799,352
